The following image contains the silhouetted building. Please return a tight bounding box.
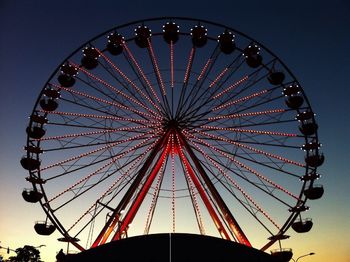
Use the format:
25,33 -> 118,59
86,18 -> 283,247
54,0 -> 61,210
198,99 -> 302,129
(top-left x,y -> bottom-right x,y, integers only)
62,233 -> 278,262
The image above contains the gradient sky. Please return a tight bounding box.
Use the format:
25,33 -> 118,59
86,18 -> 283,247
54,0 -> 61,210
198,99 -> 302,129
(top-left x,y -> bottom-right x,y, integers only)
1,1 -> 349,261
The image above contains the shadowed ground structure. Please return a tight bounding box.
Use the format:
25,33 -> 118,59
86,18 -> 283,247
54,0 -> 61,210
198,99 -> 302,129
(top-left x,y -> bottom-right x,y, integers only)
60,233 -> 279,262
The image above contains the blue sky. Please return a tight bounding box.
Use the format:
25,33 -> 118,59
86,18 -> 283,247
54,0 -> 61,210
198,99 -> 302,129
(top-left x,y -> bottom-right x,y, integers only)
1,1 -> 349,261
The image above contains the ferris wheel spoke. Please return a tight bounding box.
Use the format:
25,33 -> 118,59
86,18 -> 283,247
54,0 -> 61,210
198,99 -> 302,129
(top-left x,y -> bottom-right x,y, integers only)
197,155 -> 278,236
71,73 -> 142,114
198,118 -> 298,130
122,42 -> 162,103
197,58 -> 213,82
68,147 -> 155,234
38,124 -> 158,142
45,107 -> 156,132
208,109 -> 286,121
147,39 -> 166,96
57,84 -> 161,121
96,48 -> 163,113
182,90 -> 284,126
71,62 -> 159,116
213,89 -> 270,112
146,39 -> 173,116
170,41 -> 175,88
186,124 -> 301,150
182,49 -> 245,117
90,131 -> 171,247
177,132 -> 253,245
190,141 -> 281,230
143,156 -> 167,235
175,47 -> 196,118
51,165 -> 137,214
98,62 -> 161,115
40,110 -> 160,126
177,46 -> 221,119
184,131 -> 300,201
212,79 -> 283,117
181,58 -> 266,122
40,130 -> 158,172
48,136 -> 162,209
191,142 -> 294,209
178,155 -> 206,235
46,121 -> 136,131
121,42 -> 164,106
197,136 -> 301,180
68,143 -> 155,235
194,149 -> 297,210
59,93 -> 156,125
213,75 -> 249,100
110,134 -> 172,243
195,129 -> 304,168
208,66 -> 229,89
200,125 -> 299,138
176,134 -> 231,240
170,134 -> 176,233
52,97 -> 133,127
42,135 -> 150,153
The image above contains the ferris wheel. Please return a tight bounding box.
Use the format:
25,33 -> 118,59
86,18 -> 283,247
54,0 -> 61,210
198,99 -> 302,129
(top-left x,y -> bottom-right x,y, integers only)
21,17 -> 324,254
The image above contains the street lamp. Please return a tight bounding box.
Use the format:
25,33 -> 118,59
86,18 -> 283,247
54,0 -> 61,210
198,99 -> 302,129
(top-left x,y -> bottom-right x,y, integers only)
291,252 -> 315,262
0,246 -> 16,254
34,245 -> 46,249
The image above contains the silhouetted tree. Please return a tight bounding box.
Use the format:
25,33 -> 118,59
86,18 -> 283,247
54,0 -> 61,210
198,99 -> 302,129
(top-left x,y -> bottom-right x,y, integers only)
7,245 -> 42,262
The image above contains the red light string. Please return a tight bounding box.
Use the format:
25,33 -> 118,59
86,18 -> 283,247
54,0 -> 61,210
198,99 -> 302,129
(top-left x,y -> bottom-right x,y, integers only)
112,133 -> 172,242
209,67 -> 228,88
143,154 -> 167,234
56,85 -> 162,121
71,62 -> 158,116
170,134 -> 176,233
39,110 -> 160,125
41,128 -> 161,172
183,130 -> 300,201
184,48 -> 195,84
38,124 -> 159,142
147,39 -> 166,96
122,43 -> 162,104
170,41 -> 174,88
197,58 -> 212,81
47,134 -> 162,203
96,48 -> 162,112
200,125 -> 297,138
212,75 -> 249,99
196,129 -> 304,167
175,134 -> 206,235
208,109 -> 285,121
67,141 -> 159,233
213,89 -> 268,111
188,139 -> 281,230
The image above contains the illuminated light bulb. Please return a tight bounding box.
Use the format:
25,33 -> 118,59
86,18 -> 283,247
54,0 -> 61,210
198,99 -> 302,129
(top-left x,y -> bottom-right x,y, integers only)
183,130 -> 300,200
197,59 -> 212,81
209,68 -> 228,88
184,48 -> 195,83
119,44 -> 161,105
213,89 -> 268,110
147,38 -> 166,96
71,61 -> 154,112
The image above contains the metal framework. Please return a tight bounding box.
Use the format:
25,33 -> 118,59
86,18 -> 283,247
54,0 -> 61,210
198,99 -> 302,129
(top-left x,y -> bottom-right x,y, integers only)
21,17 -> 324,253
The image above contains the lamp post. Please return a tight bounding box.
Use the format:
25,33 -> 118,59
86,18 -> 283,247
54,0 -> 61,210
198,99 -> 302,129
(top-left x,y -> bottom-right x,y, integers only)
0,246 -> 16,254
291,252 -> 315,262
34,245 -> 46,249
0,244 -> 46,254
